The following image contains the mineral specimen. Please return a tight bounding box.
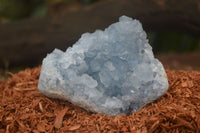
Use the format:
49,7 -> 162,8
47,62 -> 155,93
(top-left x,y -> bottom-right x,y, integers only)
38,16 -> 168,116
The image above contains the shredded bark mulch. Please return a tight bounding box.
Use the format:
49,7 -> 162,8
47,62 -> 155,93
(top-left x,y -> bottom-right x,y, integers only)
0,66 -> 200,133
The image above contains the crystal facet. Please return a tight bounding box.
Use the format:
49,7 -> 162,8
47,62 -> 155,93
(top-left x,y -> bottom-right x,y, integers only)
38,16 -> 168,116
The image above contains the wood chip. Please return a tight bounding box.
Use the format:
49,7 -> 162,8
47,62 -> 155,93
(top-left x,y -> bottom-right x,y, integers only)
0,66 -> 200,132
54,107 -> 69,129
68,125 -> 81,131
37,122 -> 46,132
39,102 -> 44,112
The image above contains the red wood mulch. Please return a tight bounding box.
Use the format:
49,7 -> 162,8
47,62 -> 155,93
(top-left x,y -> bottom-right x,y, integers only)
0,66 -> 200,133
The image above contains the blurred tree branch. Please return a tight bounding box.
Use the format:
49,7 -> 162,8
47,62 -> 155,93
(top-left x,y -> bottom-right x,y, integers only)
0,0 -> 199,67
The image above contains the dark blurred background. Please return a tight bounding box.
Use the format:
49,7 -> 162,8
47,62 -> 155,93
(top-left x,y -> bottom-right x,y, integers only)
0,0 -> 200,78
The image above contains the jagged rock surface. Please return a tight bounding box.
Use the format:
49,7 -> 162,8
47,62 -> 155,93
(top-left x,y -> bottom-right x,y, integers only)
38,16 -> 168,116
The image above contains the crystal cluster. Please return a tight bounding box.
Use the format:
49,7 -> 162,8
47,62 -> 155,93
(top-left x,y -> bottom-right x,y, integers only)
38,16 -> 168,116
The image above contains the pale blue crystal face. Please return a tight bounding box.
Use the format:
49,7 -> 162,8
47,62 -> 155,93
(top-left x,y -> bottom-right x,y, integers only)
38,16 -> 168,116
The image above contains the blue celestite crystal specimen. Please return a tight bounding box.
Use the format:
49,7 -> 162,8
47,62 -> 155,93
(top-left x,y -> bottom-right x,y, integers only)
38,16 -> 168,116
